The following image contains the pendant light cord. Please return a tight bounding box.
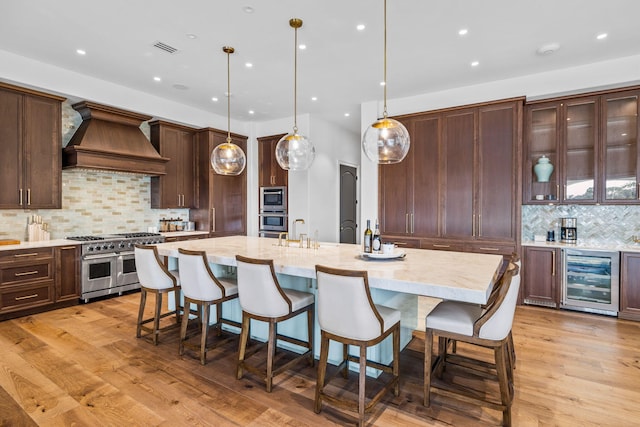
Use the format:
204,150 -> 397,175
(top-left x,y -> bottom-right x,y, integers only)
293,23 -> 299,133
226,49 -> 232,143
383,0 -> 388,119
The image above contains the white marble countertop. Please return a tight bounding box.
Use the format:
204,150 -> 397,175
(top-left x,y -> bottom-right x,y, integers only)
0,239 -> 80,252
522,240 -> 640,253
160,231 -> 210,238
155,235 -> 504,305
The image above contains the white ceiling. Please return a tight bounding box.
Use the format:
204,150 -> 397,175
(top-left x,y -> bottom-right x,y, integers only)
3,0 -> 640,132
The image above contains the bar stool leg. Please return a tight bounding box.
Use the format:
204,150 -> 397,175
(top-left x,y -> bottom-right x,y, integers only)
392,325 -> 400,396
136,288 -> 148,338
179,297 -> 190,356
307,307 -> 315,367
424,328 -> 433,407
153,292 -> 163,345
200,302 -> 210,365
358,344 -> 367,426
342,343 -> 349,378
266,319 -> 277,392
314,331 -> 330,413
237,312 -> 250,380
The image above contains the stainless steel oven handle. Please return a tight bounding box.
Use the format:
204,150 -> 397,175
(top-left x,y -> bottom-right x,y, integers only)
83,253 -> 118,260
258,213 -> 287,217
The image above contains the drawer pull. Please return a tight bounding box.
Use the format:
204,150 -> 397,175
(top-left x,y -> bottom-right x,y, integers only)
13,253 -> 40,258
433,244 -> 451,248
479,247 -> 500,252
15,270 -> 39,277
15,293 -> 39,301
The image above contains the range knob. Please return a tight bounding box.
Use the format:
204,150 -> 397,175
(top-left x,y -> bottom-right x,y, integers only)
88,246 -> 94,252
119,242 -> 125,249
109,244 -> 115,249
102,244 -> 109,250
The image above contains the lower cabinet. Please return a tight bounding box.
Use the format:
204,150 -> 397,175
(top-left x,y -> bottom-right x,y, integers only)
522,246 -> 560,308
619,252 -> 640,321
55,245 -> 80,303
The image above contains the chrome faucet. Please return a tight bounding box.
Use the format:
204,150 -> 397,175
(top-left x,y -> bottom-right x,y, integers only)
292,218 -> 305,241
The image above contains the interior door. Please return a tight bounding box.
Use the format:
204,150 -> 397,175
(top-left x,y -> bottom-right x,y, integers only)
339,164 -> 357,244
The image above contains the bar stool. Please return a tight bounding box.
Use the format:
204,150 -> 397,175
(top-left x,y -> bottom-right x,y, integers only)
314,265 -> 400,426
424,261 -> 519,426
235,255 -> 314,392
134,245 -> 181,345
177,248 -> 240,365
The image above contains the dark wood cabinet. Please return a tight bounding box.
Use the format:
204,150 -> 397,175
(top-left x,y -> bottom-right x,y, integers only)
380,98 -> 522,256
522,246 -> 559,308
150,121 -> 196,208
524,87 -> 640,204
619,252 -> 640,321
258,134 -> 288,187
0,82 -> 64,209
55,245 -> 80,302
189,128 -> 247,237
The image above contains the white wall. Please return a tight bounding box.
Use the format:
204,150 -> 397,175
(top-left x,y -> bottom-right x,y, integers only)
359,54 -> 640,232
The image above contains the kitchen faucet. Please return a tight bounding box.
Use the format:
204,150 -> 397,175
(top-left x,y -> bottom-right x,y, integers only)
292,218 -> 305,242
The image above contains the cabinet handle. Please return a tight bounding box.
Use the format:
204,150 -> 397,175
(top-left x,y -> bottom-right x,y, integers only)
27,188 -> 31,205
472,214 -> 476,237
211,208 -> 216,232
637,182 -> 639,200
479,247 -> 500,252
478,214 -> 482,237
410,213 -> 414,234
15,270 -> 39,277
551,250 -> 556,276
556,184 -> 560,199
15,293 -> 39,301
19,188 -> 23,206
433,244 -> 451,248
405,214 -> 409,234
14,253 -> 39,258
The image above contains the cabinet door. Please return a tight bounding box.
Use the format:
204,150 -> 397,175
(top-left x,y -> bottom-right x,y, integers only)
160,128 -> 181,207
211,134 -> 247,236
151,123 -> 195,208
522,246 -> 559,308
0,89 -> 23,208
258,135 -> 288,187
411,114 -> 440,237
524,103 -> 561,203
619,252 -> 640,321
179,132 -> 195,208
23,94 -> 61,208
602,91 -> 639,202
441,109 -> 475,239
477,103 -> 518,241
562,98 -> 598,203
55,245 -> 80,302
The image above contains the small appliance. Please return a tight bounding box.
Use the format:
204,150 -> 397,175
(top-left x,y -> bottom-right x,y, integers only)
560,217 -> 577,243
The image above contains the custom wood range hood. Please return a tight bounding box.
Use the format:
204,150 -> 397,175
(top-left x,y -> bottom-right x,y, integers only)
62,101 -> 169,175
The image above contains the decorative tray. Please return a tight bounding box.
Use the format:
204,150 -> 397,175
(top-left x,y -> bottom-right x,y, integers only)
360,251 -> 406,260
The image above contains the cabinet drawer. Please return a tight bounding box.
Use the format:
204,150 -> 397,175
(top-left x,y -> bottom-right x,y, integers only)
420,239 -> 465,252
0,247 -> 54,263
1,282 -> 53,311
384,237 -> 421,249
1,260 -> 54,285
465,243 -> 516,256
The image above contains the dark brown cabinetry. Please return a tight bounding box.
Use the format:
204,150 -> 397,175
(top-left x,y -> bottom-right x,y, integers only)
619,252 -> 640,321
380,98 -> 522,255
150,121 -> 196,208
524,87 -> 640,204
55,245 -> 80,302
0,83 -> 64,209
258,134 -> 288,187
189,128 -> 247,237
522,246 -> 560,308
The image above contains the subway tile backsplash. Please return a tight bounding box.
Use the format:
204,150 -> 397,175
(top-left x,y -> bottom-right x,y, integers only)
522,204 -> 640,245
0,169 -> 188,240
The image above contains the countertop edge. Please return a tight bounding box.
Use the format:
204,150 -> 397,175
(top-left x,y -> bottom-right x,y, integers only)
522,240 -> 640,253
0,239 -> 81,251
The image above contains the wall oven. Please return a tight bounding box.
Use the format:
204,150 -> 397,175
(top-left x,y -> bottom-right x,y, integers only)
260,186 -> 287,211
259,211 -> 287,232
561,248 -> 619,316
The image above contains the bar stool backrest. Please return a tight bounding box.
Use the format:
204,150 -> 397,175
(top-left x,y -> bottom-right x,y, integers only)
316,266 -> 383,341
178,249 -> 225,301
135,245 -> 176,290
475,262 -> 520,341
236,255 -> 291,317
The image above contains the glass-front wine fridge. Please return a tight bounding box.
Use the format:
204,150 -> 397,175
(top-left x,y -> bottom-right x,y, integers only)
561,249 -> 620,316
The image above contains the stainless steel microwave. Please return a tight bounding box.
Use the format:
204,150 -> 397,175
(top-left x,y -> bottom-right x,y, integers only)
260,186 -> 287,211
259,211 -> 287,231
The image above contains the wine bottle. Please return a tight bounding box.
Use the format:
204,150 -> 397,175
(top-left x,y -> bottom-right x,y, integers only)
372,219 -> 382,253
363,220 -> 372,253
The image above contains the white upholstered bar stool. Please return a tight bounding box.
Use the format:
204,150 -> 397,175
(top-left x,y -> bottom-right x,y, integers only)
177,248 -> 240,365
134,245 -> 181,345
424,261 -> 519,426
235,255 -> 314,392
314,265 -> 400,427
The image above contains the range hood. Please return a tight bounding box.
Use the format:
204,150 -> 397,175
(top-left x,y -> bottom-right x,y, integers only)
62,101 -> 169,175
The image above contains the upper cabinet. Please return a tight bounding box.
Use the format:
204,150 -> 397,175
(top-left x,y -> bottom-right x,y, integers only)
0,83 -> 64,209
524,87 -> 639,204
189,128 -> 248,237
150,121 -> 196,209
380,98 -> 523,255
258,134 -> 288,187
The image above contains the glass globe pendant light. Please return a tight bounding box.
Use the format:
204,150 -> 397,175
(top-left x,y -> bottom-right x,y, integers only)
275,18 -> 315,171
362,0 -> 410,164
211,46 -> 247,175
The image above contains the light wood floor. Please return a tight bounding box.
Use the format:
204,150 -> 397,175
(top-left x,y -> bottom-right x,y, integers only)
1,292 -> 639,426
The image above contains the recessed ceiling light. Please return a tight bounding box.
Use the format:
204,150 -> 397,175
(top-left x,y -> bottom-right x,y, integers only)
537,42 -> 560,55
245,62 -> 253,68
380,81 -> 386,86
357,24 -> 366,31
597,33 -> 608,40
298,44 -> 306,50
153,76 -> 161,82
458,29 -> 468,36
186,34 -> 197,40
172,84 -> 189,90
344,113 -> 350,117
311,97 -> 318,101
76,49 -> 86,55
471,61 -> 479,67
211,97 -> 218,102
248,110 -> 255,115
243,6 -> 254,13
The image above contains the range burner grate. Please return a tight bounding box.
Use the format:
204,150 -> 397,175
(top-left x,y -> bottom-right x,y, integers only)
66,236 -> 106,241
114,232 -> 162,238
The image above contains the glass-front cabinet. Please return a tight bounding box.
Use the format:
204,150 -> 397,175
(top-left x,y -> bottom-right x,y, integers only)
524,87 -> 640,204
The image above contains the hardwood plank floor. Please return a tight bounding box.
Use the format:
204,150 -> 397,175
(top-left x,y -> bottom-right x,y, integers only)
1,292 -> 639,426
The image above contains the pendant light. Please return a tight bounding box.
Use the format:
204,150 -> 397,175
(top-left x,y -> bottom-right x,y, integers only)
211,46 -> 247,176
275,18 -> 315,171
362,0 -> 410,164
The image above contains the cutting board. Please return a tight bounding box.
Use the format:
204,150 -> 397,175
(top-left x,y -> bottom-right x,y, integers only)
0,239 -> 20,246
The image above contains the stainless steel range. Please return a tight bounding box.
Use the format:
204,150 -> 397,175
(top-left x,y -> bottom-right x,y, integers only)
66,232 -> 165,302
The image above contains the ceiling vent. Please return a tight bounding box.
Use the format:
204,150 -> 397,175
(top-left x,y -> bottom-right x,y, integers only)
153,41 -> 178,54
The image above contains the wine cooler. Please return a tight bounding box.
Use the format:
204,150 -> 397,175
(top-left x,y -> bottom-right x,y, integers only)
561,249 -> 619,316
